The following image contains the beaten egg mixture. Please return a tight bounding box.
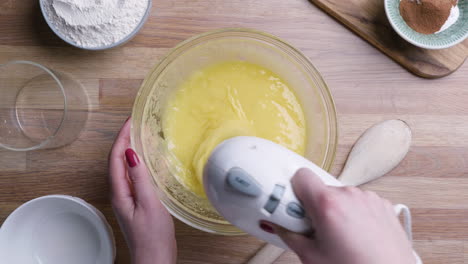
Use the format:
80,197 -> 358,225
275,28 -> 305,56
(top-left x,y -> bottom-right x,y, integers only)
163,61 -> 306,197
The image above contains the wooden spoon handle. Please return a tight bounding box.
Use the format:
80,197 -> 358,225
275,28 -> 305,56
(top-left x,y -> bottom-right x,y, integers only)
245,244 -> 285,264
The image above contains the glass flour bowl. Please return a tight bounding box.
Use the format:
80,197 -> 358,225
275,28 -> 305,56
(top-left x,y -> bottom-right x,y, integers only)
131,28 -> 337,235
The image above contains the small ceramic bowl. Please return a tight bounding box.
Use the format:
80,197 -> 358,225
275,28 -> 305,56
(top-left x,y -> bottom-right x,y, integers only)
39,0 -> 152,50
385,0 -> 468,49
0,195 -> 115,264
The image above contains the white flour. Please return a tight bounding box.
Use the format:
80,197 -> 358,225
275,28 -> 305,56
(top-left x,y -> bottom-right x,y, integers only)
42,0 -> 149,48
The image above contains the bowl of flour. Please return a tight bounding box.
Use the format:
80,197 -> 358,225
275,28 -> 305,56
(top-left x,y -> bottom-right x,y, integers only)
40,0 -> 151,50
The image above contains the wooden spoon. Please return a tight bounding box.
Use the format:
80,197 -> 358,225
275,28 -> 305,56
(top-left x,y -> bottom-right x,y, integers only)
246,119 -> 412,264
338,119 -> 412,186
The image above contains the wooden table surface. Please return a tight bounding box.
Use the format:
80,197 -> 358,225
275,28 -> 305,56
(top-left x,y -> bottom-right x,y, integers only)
1,0 -> 468,263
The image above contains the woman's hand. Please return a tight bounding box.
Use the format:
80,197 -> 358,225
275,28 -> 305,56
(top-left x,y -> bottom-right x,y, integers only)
271,168 -> 415,264
109,118 -> 177,264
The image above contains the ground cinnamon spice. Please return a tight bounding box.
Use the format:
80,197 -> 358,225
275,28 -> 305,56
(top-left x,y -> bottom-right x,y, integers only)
399,0 -> 458,34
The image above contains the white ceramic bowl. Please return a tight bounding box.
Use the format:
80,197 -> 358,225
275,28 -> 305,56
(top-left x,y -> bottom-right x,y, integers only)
0,195 -> 115,264
39,0 -> 152,50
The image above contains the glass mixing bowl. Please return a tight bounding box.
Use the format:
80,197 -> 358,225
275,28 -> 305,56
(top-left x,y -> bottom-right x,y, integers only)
131,28 -> 337,235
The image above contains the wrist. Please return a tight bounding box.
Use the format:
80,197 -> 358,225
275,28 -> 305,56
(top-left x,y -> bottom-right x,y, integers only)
131,241 -> 176,264
132,249 -> 157,264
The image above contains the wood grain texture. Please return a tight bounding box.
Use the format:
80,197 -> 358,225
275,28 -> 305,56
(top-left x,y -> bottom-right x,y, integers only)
1,0 -> 468,263
308,0 -> 468,78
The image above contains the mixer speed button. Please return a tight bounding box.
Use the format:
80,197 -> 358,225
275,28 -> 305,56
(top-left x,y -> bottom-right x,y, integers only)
287,202 -> 305,219
226,167 -> 262,197
264,185 -> 285,214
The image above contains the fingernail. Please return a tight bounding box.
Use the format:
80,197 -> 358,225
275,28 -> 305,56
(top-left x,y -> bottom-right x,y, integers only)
259,221 -> 275,234
125,148 -> 139,168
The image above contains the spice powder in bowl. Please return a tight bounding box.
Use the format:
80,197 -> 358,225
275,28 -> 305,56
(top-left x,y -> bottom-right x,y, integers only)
40,0 -> 150,50
399,0 -> 460,34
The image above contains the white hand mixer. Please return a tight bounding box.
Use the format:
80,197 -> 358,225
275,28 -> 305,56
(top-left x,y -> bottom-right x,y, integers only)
203,136 -> 422,263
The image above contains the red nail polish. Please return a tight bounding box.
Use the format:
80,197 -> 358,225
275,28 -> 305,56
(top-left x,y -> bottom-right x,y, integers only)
125,148 -> 139,168
259,221 -> 275,234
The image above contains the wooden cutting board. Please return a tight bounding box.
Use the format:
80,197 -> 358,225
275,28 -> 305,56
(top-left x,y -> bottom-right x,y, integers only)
309,0 -> 468,78
2,1 -> 468,263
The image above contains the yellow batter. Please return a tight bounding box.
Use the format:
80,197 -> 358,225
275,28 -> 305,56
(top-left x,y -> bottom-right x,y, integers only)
163,61 -> 306,197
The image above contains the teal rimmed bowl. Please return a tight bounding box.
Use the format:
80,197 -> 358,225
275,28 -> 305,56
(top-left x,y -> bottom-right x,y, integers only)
385,0 -> 468,49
